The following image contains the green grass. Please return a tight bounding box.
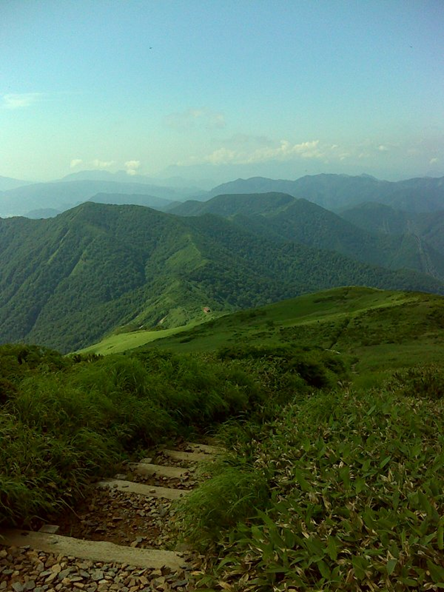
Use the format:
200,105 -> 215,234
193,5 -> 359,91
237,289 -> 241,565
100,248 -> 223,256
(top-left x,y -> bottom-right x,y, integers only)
81,285 -> 444,394
131,286 -> 444,386
78,321 -> 204,355
0,341 -> 343,527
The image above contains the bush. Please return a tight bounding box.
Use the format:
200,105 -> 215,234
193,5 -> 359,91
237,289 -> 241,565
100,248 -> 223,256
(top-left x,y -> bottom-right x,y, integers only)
390,364 -> 444,400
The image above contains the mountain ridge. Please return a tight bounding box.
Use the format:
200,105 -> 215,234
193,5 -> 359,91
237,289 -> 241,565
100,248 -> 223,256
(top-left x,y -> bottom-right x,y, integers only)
170,192 -> 444,281
1,201 -> 444,352
206,174 -> 444,212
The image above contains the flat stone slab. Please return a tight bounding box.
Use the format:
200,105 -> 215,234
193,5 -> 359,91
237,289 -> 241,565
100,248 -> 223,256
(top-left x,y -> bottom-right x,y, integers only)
162,449 -> 214,462
38,524 -> 60,534
97,479 -> 189,500
129,462 -> 191,479
185,442 -> 221,455
0,529 -> 186,570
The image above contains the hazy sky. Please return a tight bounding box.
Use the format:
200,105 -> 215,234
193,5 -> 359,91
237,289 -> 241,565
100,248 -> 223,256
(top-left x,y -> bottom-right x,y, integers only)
1,0 -> 443,183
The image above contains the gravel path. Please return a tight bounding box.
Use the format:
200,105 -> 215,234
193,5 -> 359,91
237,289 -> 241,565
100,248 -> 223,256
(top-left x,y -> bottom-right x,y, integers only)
0,546 -> 199,591
0,444 -> 215,591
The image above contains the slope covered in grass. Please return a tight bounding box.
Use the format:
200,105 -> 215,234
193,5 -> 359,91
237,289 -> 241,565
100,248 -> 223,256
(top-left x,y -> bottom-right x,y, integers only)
134,287 -> 444,379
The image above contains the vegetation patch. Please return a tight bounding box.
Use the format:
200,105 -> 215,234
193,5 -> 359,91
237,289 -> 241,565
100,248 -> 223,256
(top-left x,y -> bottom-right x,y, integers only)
0,342 -> 342,527
181,385 -> 444,590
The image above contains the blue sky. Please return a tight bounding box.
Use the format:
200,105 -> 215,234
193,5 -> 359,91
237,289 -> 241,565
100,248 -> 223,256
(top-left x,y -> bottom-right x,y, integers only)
1,0 -> 443,183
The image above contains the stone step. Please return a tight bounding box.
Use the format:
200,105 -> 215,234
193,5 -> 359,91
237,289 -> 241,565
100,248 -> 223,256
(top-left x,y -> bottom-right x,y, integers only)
129,462 -> 191,479
185,442 -> 221,455
97,479 -> 189,500
0,529 -> 186,570
162,449 -> 214,462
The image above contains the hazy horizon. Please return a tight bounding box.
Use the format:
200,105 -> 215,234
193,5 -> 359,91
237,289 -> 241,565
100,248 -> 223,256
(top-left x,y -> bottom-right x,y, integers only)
1,0 -> 443,183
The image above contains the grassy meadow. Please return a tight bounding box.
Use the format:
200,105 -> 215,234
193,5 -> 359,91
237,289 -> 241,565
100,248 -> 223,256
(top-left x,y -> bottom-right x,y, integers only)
86,286 -> 444,387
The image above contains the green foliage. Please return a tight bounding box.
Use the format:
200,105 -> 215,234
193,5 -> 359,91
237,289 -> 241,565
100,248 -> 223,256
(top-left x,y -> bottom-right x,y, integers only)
2,342 -> 331,527
340,202 -> 444,256
389,364 -> 444,400
179,463 -> 271,544
187,387 -> 444,591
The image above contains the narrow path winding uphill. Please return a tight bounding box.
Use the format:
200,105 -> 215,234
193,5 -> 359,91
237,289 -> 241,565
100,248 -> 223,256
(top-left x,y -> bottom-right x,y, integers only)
0,443 -> 220,591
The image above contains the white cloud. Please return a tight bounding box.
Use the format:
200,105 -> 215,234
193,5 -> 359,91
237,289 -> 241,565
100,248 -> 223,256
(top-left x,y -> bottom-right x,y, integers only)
92,159 -> 114,169
430,157 -> 439,165
70,159 -> 83,168
199,139 -> 324,166
204,147 -> 237,165
165,107 -> 226,130
178,137 -> 411,169
2,93 -> 44,109
124,160 -> 141,170
248,140 -> 323,163
124,160 -> 141,176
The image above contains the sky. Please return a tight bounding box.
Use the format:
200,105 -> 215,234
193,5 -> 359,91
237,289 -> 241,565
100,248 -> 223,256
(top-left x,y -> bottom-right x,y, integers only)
1,0 -> 444,184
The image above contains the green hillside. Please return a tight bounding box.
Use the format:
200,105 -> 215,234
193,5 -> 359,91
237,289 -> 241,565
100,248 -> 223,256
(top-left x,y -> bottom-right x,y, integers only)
172,192 -> 444,280
1,202 -> 444,353
134,286 -> 444,379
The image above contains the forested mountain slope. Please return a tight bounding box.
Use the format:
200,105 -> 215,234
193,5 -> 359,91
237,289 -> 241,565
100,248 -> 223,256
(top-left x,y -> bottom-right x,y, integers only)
340,202 -> 444,256
1,202 -> 444,352
171,193 -> 444,280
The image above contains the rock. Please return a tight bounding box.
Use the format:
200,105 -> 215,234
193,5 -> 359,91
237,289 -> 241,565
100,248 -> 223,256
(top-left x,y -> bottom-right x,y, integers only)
45,572 -> 58,584
58,567 -> 73,580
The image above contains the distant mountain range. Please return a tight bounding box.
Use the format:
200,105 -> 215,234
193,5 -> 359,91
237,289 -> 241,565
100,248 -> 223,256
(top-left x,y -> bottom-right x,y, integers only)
0,180 -> 183,218
60,169 -> 209,194
1,172 -> 444,218
1,201 -> 443,352
206,174 -> 444,212
0,175 -> 33,192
